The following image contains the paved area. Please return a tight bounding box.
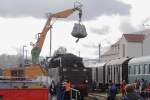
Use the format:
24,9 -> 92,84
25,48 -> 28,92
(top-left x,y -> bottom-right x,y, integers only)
51,96 -> 57,100
48,93 -> 122,100
88,93 -> 122,100
87,95 -> 106,100
48,95 -> 57,100
48,93 -> 120,100
48,95 -> 107,100
48,93 -> 150,100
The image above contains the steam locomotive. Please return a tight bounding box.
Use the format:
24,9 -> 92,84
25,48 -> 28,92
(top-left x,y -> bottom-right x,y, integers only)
48,53 -> 92,98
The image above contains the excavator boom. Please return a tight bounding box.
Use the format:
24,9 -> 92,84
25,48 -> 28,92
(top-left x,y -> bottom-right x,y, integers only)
31,7 -> 82,64
52,8 -> 77,18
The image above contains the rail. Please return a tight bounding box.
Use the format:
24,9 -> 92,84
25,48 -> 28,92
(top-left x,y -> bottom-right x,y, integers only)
70,88 -> 80,100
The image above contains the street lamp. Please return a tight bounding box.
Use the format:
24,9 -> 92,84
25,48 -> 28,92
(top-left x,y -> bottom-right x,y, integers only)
25,49 -> 28,64
98,43 -> 101,62
58,57 -> 63,80
50,26 -> 52,57
23,45 -> 27,66
78,51 -> 80,57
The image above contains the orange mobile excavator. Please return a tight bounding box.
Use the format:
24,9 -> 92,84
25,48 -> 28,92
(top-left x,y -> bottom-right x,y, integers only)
0,4 -> 87,100
31,3 -> 83,64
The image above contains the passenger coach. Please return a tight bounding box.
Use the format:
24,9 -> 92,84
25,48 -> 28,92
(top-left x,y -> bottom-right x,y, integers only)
128,55 -> 150,83
105,57 -> 131,85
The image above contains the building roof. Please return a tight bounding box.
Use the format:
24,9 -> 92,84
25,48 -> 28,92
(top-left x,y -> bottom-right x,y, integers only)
129,55 -> 150,65
106,57 -> 130,66
123,34 -> 144,42
88,62 -> 106,68
128,29 -> 150,35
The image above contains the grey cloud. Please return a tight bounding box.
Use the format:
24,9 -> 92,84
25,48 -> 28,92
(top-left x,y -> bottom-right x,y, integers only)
102,38 -> 112,45
119,21 -> 137,33
82,43 -> 98,49
92,45 -> 110,58
142,18 -> 150,28
143,18 -> 150,24
82,0 -> 131,20
82,38 -> 111,50
90,26 -> 110,35
0,0 -> 131,20
101,46 -> 110,51
82,43 -> 107,56
106,40 -> 111,45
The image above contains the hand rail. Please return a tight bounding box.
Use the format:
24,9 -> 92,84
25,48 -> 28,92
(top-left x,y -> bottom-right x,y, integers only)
70,88 -> 80,100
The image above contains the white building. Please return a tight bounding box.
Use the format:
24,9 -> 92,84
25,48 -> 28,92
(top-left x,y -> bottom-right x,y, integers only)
83,29 -> 150,84
101,29 -> 150,62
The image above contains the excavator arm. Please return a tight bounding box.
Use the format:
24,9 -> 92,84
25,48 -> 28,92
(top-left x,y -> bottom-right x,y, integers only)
31,7 -> 82,64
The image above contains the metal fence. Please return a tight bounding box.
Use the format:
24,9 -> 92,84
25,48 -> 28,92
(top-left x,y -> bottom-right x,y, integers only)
70,88 -> 80,100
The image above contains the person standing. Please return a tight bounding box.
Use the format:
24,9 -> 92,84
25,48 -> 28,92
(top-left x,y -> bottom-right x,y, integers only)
140,79 -> 147,99
123,84 -> 144,100
146,82 -> 150,98
92,80 -> 97,91
107,80 -> 117,100
63,79 -> 71,100
133,79 -> 140,94
56,81 -> 65,100
120,80 -> 126,97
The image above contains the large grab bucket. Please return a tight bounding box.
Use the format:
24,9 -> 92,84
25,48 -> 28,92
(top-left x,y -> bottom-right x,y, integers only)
71,23 -> 87,43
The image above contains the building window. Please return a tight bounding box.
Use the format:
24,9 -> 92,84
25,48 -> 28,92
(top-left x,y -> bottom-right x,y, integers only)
110,66 -> 112,80
149,64 -> 150,74
140,65 -> 145,74
133,65 -> 136,74
145,64 -> 148,74
118,44 -> 120,51
114,66 -> 115,82
138,65 -> 140,74
143,64 -> 146,74
130,65 -> 134,75
128,66 -> 131,75
11,69 -> 24,80
122,44 -> 125,57
136,65 -> 140,74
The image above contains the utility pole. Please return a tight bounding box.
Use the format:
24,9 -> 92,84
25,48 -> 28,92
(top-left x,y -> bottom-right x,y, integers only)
78,51 -> 80,57
98,43 -> 101,62
25,50 -> 28,64
23,45 -> 27,66
50,27 -> 52,57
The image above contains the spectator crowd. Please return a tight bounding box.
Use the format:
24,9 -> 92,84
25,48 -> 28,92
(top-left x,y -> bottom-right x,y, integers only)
106,78 -> 150,100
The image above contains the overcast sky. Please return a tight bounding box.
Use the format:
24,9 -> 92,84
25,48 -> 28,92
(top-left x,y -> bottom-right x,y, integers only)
0,0 -> 150,59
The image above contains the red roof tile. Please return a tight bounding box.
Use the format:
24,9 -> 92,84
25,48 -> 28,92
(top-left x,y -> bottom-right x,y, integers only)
123,34 -> 144,42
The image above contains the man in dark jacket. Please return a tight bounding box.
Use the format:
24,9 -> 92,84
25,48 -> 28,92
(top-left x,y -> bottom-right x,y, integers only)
107,80 -> 117,100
